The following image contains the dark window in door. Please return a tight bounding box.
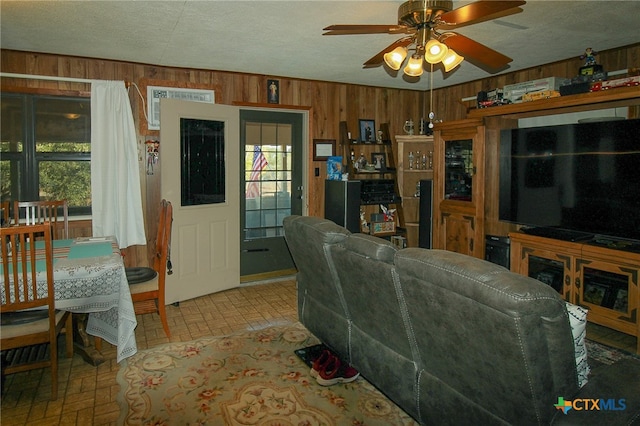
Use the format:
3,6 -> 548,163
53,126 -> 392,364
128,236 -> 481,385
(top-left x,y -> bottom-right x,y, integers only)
180,118 -> 225,206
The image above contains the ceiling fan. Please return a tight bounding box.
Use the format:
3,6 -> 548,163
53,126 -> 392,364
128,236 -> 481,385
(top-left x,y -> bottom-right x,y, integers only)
323,0 -> 526,76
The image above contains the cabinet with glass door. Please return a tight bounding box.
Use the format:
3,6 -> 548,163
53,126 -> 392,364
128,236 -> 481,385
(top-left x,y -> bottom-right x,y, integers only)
433,119 -> 485,258
578,244 -> 639,344
510,232 -> 640,354
510,233 -> 582,302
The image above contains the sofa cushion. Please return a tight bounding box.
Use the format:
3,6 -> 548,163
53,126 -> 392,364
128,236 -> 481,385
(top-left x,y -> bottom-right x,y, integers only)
343,233 -> 397,264
565,302 -> 590,388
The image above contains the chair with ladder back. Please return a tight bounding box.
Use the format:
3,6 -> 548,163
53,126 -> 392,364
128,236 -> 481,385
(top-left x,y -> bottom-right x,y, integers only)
126,199 -> 174,337
13,200 -> 69,240
0,223 -> 73,400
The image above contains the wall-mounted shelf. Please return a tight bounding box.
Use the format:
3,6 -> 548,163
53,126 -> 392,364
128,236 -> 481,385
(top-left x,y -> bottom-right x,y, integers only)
467,86 -> 640,120
333,121 -> 400,236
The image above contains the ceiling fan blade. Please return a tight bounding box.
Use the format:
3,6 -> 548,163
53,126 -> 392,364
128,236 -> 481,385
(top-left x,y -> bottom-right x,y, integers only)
443,33 -> 513,72
363,37 -> 413,68
438,0 -> 526,27
437,7 -> 523,30
323,24 -> 410,35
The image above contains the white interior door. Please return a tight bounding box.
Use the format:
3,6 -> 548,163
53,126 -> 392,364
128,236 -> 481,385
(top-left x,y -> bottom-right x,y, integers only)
160,98 -> 240,304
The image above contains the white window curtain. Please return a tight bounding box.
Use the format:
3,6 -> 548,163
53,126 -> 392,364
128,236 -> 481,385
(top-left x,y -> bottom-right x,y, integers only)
91,80 -> 146,248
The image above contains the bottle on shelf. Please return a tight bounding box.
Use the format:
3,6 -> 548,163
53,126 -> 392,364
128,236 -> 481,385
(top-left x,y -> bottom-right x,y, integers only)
408,151 -> 415,170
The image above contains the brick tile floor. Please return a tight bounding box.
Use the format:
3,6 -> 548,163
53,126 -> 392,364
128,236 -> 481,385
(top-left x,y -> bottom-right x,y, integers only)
1,279 -> 297,425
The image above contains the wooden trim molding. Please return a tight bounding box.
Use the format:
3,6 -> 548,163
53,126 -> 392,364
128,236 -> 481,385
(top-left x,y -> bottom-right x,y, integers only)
232,101 -> 311,111
0,85 -> 90,97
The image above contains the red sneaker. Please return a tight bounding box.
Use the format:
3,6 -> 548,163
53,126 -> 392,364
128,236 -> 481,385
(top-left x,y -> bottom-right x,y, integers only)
310,349 -> 333,378
316,355 -> 360,386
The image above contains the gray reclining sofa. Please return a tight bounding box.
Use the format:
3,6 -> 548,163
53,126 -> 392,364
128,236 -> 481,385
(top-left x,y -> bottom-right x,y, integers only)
283,215 -> 640,425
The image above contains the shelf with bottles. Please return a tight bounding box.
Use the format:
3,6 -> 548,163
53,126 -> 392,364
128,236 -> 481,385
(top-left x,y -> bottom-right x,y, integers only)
394,135 -> 434,246
395,135 -> 434,199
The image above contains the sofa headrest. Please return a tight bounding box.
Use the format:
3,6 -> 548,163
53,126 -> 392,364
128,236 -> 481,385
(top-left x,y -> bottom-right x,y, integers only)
283,215 -> 350,245
395,248 -> 563,314
343,233 -> 397,264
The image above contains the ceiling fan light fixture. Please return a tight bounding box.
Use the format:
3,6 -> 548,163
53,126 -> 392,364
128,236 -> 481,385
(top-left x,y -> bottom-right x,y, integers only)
383,46 -> 408,70
403,54 -> 424,77
424,39 -> 448,64
442,48 -> 464,72
326,0 -> 528,79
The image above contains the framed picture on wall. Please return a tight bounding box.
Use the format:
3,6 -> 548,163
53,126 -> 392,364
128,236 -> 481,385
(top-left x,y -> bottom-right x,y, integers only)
359,119 -> 376,143
313,139 -> 336,161
267,79 -> 280,104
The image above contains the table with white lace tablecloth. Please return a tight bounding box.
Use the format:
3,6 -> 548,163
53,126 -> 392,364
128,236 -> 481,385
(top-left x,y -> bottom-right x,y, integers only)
1,237 -> 137,363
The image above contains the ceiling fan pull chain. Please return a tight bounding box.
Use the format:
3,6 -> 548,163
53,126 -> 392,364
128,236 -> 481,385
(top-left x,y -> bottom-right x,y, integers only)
429,63 -> 435,129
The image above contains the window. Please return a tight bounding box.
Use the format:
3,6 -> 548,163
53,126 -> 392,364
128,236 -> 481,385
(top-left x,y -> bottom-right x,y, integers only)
180,118 -> 226,206
244,122 -> 292,240
0,93 -> 91,215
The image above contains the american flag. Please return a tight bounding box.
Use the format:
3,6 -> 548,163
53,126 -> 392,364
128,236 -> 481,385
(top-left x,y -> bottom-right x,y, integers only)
246,145 -> 268,198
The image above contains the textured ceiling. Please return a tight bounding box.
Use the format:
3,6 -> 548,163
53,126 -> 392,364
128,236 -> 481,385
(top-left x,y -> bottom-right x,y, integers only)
1,1 -> 639,91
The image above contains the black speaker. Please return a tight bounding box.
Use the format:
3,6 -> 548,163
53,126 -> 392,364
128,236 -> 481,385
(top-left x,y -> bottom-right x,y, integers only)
324,180 -> 361,233
485,235 -> 510,269
418,179 -> 433,249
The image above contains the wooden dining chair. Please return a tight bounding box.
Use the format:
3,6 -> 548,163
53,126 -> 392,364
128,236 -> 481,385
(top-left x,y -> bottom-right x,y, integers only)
13,200 -> 69,240
0,223 -> 73,400
1,201 -> 10,227
127,199 -> 174,337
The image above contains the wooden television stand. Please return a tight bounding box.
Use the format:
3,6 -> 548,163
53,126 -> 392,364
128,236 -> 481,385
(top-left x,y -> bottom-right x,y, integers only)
510,231 -> 640,354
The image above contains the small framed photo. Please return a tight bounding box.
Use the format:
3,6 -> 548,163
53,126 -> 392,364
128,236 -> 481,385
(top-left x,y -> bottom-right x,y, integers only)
371,152 -> 387,171
267,79 -> 279,104
359,119 -> 376,143
313,139 -> 336,161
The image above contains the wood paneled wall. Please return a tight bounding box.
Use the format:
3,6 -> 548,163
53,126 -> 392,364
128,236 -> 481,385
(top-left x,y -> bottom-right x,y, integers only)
1,49 -> 423,265
2,43 -> 637,264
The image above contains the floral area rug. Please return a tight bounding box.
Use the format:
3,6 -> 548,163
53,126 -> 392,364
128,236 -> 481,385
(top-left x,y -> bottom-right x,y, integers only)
117,322 -> 417,425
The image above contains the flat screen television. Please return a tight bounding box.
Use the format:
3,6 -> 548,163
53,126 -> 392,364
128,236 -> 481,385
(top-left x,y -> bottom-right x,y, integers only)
499,118 -> 640,243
